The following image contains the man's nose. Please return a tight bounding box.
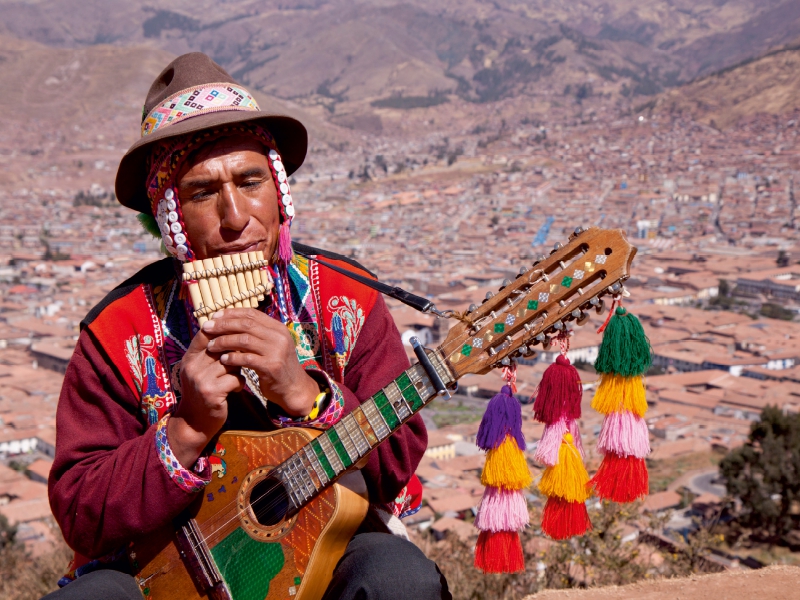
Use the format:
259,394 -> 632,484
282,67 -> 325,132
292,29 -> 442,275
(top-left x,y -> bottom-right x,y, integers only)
219,183 -> 249,231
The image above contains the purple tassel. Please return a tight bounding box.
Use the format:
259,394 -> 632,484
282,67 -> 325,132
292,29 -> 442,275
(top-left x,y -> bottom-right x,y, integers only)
474,487 -> 530,532
597,410 -> 650,458
278,221 -> 293,264
477,386 -> 525,451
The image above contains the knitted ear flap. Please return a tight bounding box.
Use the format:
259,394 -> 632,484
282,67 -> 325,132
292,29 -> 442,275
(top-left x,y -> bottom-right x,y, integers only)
473,368 -> 530,574
531,336 -> 592,540
588,303 -> 652,502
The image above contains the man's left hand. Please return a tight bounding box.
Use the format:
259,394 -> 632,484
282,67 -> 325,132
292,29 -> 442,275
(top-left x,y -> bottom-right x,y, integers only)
202,308 -> 319,417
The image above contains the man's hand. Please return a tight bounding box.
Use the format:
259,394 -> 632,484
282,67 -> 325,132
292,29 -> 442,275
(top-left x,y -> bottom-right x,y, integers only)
168,326 -> 245,468
203,307 -> 319,416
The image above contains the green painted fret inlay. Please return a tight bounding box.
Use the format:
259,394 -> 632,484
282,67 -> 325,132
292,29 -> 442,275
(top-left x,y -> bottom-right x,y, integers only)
311,439 -> 336,480
401,382 -> 423,411
327,429 -> 352,468
396,372 -> 412,391
374,392 -> 400,429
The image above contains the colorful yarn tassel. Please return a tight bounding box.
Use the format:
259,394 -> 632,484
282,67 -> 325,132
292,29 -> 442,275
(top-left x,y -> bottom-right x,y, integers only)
278,220 -> 293,264
542,496 -> 592,540
533,355 -> 582,423
475,487 -> 529,532
477,385 -> 526,451
474,381 -> 529,574
531,348 -> 592,539
597,410 -> 650,458
590,305 -> 652,502
474,531 -> 525,574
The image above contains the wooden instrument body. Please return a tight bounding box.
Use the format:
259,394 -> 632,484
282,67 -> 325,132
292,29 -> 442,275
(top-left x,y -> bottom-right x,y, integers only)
130,428 -> 369,600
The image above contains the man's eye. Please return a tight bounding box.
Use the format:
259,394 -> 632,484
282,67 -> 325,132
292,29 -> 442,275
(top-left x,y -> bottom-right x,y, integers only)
242,180 -> 262,188
190,190 -> 213,201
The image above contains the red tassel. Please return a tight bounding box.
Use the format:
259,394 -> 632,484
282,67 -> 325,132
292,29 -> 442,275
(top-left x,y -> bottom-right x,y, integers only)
532,355 -> 582,424
589,452 -> 649,502
474,530 -> 524,573
541,497 -> 592,540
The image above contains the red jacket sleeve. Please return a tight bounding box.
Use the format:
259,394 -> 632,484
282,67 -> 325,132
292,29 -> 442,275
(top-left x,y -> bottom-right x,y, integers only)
48,330 -> 199,559
340,294 -> 428,503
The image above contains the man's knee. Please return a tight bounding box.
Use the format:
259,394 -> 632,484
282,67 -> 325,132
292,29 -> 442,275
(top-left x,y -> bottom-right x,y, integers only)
325,532 -> 450,599
42,570 -> 142,600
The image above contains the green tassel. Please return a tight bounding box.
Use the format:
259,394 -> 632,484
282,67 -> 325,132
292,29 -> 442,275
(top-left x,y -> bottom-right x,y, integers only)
594,306 -> 652,377
137,213 -> 162,239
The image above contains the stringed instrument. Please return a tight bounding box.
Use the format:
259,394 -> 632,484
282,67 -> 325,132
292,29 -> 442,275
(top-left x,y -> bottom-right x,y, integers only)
130,226 -> 637,600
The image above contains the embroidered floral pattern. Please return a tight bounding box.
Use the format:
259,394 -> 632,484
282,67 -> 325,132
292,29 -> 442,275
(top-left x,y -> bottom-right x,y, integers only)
155,415 -> 211,493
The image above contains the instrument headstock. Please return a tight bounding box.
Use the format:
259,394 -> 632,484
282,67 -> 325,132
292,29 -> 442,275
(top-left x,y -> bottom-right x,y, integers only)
439,226 -> 636,376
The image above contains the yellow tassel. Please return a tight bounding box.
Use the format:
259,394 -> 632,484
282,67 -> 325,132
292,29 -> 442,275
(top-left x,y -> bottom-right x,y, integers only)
591,373 -> 647,417
538,433 -> 590,503
481,435 -> 532,490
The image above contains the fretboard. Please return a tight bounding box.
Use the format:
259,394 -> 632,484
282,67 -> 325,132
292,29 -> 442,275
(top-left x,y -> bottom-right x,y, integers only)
274,350 -> 453,513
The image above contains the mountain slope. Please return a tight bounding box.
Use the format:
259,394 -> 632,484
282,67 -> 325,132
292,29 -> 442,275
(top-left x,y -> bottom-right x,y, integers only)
652,40 -> 800,128
2,0 -> 800,110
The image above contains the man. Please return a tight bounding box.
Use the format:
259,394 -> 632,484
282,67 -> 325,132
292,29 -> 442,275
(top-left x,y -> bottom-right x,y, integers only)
46,52 -> 450,600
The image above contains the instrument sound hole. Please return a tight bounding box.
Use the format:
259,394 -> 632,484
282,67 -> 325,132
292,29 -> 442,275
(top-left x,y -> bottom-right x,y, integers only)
250,477 -> 289,526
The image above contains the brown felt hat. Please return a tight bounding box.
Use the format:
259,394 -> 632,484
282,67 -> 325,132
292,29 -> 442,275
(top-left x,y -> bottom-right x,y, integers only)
115,52 -> 307,214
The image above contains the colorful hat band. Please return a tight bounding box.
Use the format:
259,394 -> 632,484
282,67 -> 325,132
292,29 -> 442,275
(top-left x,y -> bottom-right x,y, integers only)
142,83 -> 261,137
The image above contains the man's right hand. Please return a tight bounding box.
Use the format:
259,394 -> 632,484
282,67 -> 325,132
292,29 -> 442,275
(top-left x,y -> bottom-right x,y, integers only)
167,327 -> 244,468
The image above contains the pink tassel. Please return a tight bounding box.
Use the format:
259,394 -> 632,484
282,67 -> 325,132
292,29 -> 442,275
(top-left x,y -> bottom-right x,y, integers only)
597,410 -> 650,458
534,420 -> 568,466
568,419 -> 585,459
278,221 -> 293,264
474,487 -> 530,532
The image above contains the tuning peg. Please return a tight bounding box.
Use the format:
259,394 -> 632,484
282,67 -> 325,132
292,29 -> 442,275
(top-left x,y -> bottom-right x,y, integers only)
595,298 -> 606,315
571,309 -> 581,319
516,267 -> 527,278
577,311 -> 590,325
550,242 -> 563,254
482,291 -> 494,304
542,336 -> 553,350
534,333 -> 546,344
467,303 -> 478,314
500,357 -> 511,366
552,321 -> 564,331
572,226 -> 586,237
608,282 -> 622,294
500,279 -> 512,289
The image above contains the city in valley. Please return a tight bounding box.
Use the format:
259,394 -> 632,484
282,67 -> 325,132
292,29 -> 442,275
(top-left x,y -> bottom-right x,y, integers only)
2,3 -> 800,590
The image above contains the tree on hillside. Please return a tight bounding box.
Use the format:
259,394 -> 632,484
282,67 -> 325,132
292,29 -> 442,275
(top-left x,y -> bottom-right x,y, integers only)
720,406 -> 800,544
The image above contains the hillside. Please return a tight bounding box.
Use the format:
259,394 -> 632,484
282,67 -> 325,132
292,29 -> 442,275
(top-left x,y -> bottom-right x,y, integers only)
2,0 -> 800,113
524,565 -> 800,600
651,41 -> 800,128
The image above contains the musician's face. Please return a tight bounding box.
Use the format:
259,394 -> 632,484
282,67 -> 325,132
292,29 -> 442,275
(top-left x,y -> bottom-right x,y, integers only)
177,135 -> 281,260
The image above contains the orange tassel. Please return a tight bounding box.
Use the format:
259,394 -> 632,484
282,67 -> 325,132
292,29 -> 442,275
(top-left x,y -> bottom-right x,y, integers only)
541,497 -> 592,540
474,530 -> 524,573
589,452 -> 649,502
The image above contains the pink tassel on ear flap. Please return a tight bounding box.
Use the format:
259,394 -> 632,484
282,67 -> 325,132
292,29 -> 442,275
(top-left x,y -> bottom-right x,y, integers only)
278,221 -> 293,263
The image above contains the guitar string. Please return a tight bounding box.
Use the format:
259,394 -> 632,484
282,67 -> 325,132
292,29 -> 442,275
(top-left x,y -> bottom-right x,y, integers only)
174,376 -> 434,557
180,378 -> 417,544
180,270 -> 608,556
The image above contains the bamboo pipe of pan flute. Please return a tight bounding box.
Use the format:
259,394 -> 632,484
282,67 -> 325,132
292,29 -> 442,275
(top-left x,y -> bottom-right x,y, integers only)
230,254 -> 253,308
221,254 -> 243,308
183,262 -> 209,325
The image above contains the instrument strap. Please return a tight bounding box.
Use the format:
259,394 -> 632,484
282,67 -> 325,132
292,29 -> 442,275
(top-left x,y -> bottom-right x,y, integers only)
292,243 -> 433,314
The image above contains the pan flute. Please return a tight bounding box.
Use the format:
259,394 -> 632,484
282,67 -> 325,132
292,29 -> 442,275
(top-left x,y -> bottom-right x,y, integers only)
182,251 -> 274,324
